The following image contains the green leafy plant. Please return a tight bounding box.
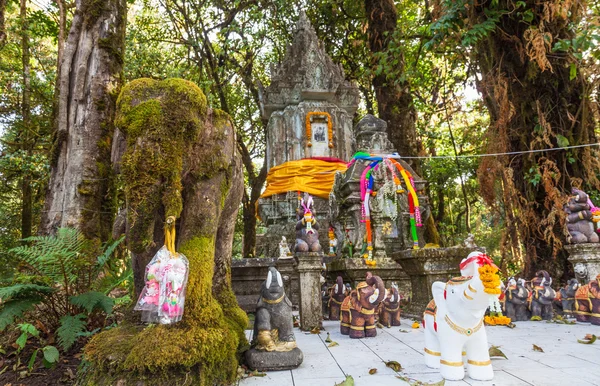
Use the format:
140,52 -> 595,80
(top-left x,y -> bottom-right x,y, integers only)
0,228 -> 127,351
13,323 -> 60,372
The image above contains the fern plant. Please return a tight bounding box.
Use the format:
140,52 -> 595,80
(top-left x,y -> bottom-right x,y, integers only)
0,228 -> 127,351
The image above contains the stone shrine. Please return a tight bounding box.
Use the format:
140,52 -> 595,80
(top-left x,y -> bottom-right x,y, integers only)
256,11 -> 359,257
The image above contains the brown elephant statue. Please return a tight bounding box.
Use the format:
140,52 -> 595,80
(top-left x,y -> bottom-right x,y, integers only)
340,272 -> 385,338
574,273 -> 600,325
554,278 -> 579,318
328,276 -> 346,320
294,195 -> 322,253
528,270 -> 556,320
378,283 -> 401,328
504,277 -> 530,321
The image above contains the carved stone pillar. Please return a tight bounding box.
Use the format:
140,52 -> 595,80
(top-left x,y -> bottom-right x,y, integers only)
296,252 -> 323,330
566,243 -> 600,283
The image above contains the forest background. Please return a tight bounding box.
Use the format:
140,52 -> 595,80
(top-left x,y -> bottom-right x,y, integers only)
1,0 -> 599,284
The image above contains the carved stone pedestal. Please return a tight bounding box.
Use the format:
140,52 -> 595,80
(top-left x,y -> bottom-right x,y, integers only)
326,257 -> 411,295
566,243 -> 600,283
296,252 -> 323,330
245,348 -> 304,371
389,247 -> 485,319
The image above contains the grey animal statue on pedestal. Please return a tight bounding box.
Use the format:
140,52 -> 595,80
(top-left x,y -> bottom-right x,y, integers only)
294,195 -> 322,253
504,277 -> 530,321
565,188 -> 599,244
528,270 -> 556,320
252,267 -> 297,351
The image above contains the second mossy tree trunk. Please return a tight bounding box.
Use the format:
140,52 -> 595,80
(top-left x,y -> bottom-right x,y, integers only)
84,78 -> 248,385
40,0 -> 126,242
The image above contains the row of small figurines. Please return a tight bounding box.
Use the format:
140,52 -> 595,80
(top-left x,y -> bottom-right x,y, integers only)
501,270 -> 600,325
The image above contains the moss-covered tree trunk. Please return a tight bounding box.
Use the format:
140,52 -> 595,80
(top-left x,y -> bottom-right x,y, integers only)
85,79 -> 247,385
471,0 -> 599,279
40,0 -> 126,241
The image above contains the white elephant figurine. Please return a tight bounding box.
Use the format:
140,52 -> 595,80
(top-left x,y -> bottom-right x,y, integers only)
423,252 -> 501,381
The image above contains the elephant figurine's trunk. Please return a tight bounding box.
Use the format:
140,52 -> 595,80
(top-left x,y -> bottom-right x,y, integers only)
366,272 -> 386,305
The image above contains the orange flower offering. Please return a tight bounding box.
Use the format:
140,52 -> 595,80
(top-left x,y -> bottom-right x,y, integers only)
484,315 -> 512,326
412,321 -> 420,329
478,265 -> 501,294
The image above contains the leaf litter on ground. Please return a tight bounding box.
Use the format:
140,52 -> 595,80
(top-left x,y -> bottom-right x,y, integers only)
532,344 -> 544,352
396,375 -> 445,386
577,334 -> 597,344
385,360 -> 402,372
328,341 -> 339,347
489,345 -> 508,359
369,368 -> 377,374
334,375 -> 354,386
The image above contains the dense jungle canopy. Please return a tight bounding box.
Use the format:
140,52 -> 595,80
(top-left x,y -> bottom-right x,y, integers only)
1,0 -> 599,281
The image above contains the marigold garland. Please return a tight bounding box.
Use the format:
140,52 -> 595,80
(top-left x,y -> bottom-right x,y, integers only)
484,315 -> 512,326
305,111 -> 333,148
478,265 -> 501,294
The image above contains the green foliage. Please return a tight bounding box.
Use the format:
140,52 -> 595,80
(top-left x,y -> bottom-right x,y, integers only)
70,292 -> 115,314
56,314 -> 87,351
0,228 -> 127,352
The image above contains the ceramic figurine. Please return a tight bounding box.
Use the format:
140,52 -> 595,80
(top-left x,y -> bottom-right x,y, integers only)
574,273 -> 600,325
528,270 -> 556,320
504,277 -> 530,321
574,262 -> 589,282
565,188 -> 599,243
555,278 -> 579,318
279,236 -> 292,259
294,195 -> 322,253
423,252 -> 501,381
378,283 -> 401,328
252,267 -> 297,351
328,227 -> 338,256
328,276 -> 346,320
340,272 -> 385,338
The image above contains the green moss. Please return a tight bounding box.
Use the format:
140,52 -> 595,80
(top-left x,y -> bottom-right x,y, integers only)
85,237 -> 241,385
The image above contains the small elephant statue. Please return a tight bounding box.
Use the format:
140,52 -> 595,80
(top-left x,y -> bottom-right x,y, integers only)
252,267 -> 297,352
378,283 -> 401,328
328,276 -> 346,320
423,252 -> 500,381
504,277 -> 530,321
574,262 -> 589,282
555,278 -> 579,318
294,195 -> 322,253
565,188 -> 599,244
340,272 -> 385,338
574,273 -> 600,325
528,270 -> 556,320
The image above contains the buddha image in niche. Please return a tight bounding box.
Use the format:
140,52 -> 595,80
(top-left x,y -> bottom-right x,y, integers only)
313,126 -> 326,142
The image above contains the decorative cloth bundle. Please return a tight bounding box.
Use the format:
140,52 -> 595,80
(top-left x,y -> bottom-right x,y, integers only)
134,217 -> 189,324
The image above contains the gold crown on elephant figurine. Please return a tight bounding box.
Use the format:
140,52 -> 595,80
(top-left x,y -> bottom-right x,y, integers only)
356,281 -> 369,290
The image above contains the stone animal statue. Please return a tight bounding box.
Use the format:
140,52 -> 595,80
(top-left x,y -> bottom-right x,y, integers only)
554,278 -> 579,318
504,277 -> 530,321
279,236 -> 292,258
574,262 -> 589,282
378,283 -> 401,328
423,252 -> 500,381
294,195 -> 322,253
252,267 -> 297,352
340,272 -> 385,338
328,276 -> 346,320
528,270 -> 556,320
574,273 -> 600,325
565,188 -> 599,244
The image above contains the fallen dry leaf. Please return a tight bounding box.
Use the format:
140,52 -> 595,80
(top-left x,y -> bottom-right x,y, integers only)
310,326 -> 321,334
325,332 -> 332,343
328,341 -> 339,348
489,345 -> 507,359
577,334 -> 597,344
376,322 -> 384,329
532,344 -> 544,352
334,375 -> 354,386
385,360 -> 402,372
369,368 -> 377,374
399,329 -> 409,333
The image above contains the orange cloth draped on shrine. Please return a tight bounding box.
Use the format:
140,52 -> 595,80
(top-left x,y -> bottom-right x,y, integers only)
259,158 -> 348,200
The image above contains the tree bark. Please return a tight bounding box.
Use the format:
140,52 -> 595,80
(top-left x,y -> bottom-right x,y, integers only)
470,1 -> 599,279
365,0 -> 421,175
20,0 -> 32,240
0,0 -> 6,47
41,0 -> 126,241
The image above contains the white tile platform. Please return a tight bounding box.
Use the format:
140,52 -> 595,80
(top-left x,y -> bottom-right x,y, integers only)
239,319 -> 600,386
